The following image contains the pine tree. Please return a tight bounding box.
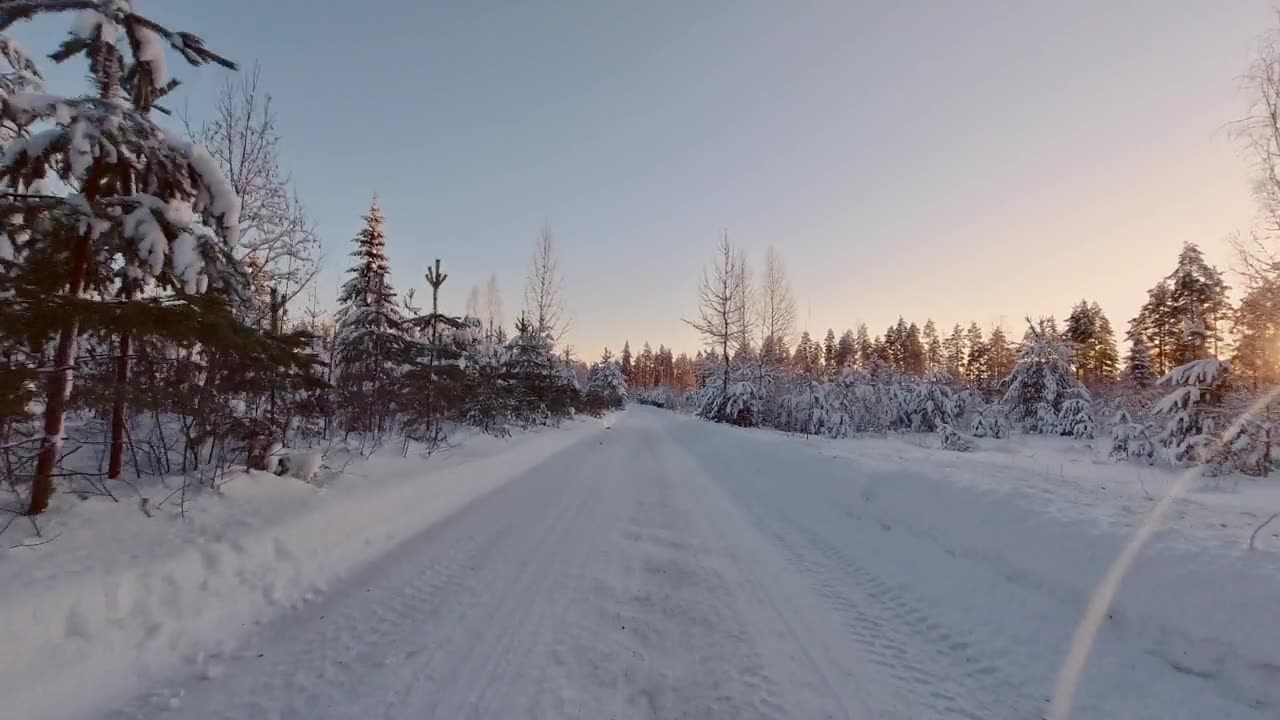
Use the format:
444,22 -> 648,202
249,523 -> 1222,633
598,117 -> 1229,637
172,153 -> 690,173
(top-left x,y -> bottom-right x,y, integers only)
855,323 -> 873,369
903,322 -> 926,375
1232,276 -> 1280,388
1153,358 -> 1230,464
1136,281 -> 1178,375
822,329 -> 837,375
835,329 -> 856,369
636,342 -> 655,389
1124,324 -> 1155,387
943,324 -> 965,376
964,322 -> 986,384
619,341 -> 633,385
334,199 -> 413,434
585,349 -> 627,413
1088,302 -> 1119,382
1065,300 -> 1096,380
923,319 -> 942,371
986,326 -> 1015,382
1166,243 -> 1229,363
794,331 -> 818,377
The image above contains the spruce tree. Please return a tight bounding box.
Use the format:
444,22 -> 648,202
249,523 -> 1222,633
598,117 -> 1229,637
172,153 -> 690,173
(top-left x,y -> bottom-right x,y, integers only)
1,3 -> 244,514
333,199 -> 412,434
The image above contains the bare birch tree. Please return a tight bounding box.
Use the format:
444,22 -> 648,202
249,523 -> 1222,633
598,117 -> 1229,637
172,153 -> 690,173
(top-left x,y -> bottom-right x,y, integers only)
524,224 -> 568,342
464,284 -> 481,319
757,246 -> 797,369
184,63 -> 320,324
483,272 -> 504,340
685,232 -> 753,390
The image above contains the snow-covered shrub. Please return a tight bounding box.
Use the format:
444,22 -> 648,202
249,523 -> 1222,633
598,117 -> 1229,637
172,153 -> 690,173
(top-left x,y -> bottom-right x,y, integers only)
939,423 -> 974,452
635,387 -> 677,408
884,374 -> 957,433
1110,409 -> 1154,462
1228,419 -> 1273,477
970,403 -> 1009,439
779,380 -> 850,438
699,380 -> 763,426
1055,397 -> 1096,439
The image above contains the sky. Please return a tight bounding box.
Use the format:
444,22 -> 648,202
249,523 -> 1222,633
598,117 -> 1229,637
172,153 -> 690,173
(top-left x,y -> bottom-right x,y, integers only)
12,1 -> 1279,358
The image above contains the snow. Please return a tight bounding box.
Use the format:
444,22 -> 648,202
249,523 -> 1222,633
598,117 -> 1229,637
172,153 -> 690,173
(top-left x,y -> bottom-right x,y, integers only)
185,143 -> 241,246
5,407 -> 1279,719
133,25 -> 169,87
0,418 -> 609,720
168,231 -> 202,292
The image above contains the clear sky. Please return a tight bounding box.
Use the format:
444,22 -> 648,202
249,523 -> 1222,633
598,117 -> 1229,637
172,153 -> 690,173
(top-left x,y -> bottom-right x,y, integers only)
14,1 -> 1278,358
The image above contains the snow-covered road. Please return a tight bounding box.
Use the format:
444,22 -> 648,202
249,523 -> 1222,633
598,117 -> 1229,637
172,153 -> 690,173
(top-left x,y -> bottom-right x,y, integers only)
103,407 -> 1274,720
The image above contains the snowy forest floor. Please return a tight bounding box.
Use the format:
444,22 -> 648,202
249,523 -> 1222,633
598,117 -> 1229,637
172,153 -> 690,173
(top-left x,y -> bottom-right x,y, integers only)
4,407 -> 1280,719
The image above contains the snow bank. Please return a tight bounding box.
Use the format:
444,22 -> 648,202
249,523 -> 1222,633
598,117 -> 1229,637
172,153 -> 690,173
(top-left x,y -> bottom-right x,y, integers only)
0,419 -> 606,720
738,426 -> 1280,714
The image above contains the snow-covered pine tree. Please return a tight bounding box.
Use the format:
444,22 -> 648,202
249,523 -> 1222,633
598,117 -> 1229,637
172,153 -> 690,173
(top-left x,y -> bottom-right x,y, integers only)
1152,357 -> 1230,465
1124,320 -> 1155,387
970,402 -> 1009,438
585,348 -> 627,413
333,199 -> 413,435
939,423 -> 974,452
1110,409 -> 1154,462
1,2 -> 250,514
505,312 -> 576,424
1001,320 -> 1094,436
780,379 -> 849,438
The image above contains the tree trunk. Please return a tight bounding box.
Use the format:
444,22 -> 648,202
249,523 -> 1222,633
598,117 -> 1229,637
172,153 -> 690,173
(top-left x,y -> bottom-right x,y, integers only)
107,327 -> 130,478
28,235 -> 93,515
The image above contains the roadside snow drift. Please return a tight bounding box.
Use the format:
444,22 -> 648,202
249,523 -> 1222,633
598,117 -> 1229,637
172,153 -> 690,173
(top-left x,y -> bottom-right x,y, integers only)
0,419 -> 607,720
